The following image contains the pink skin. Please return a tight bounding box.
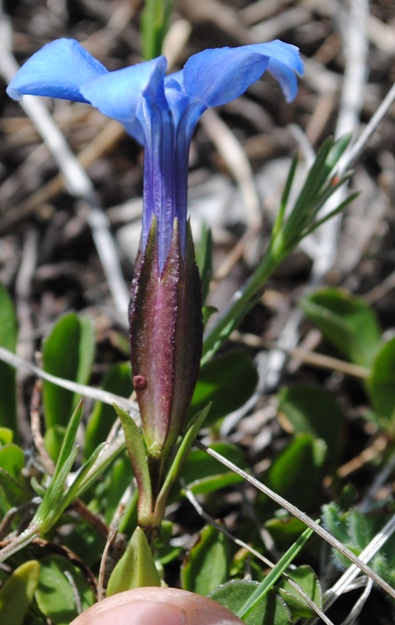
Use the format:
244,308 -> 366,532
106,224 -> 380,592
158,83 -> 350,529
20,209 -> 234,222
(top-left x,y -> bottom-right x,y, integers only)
70,587 -> 245,625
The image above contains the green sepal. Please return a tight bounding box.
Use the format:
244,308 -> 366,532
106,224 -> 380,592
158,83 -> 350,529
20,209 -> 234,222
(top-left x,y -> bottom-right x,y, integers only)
106,526 -> 161,595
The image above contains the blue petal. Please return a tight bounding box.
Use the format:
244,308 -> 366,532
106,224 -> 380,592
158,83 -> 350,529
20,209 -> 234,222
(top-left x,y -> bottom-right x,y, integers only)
246,40 -> 304,102
182,47 -> 270,109
80,57 -> 168,125
168,39 -> 303,133
163,73 -> 189,128
6,39 -> 107,102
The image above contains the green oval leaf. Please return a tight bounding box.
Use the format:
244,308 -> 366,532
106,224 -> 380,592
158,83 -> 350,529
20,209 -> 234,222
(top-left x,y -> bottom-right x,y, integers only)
278,385 -> 344,464
0,560 -> 40,625
0,444 -> 25,481
0,428 -> 13,445
0,443 -> 24,509
35,555 -> 94,625
301,287 -> 381,366
367,337 -> 395,434
42,313 -> 95,429
264,517 -> 309,547
261,436 -> 327,512
107,526 -> 161,595
180,442 -> 246,495
190,350 -> 258,426
277,565 -> 322,618
209,581 -> 291,625
181,525 -> 229,595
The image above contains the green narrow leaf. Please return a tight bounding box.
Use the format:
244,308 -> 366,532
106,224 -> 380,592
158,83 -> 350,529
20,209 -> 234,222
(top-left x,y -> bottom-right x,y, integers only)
196,223 -> 213,304
33,402 -> 84,530
202,136 -> 356,364
0,285 -> 18,433
34,447 -> 79,532
301,286 -> 381,367
282,138 -> 334,238
141,0 -> 174,59
43,313 -> 95,429
295,136 -> 340,208
107,526 -> 161,595
272,153 -> 299,239
0,560 -> 40,625
280,135 -> 352,250
62,441 -> 106,505
326,133 -> 352,169
52,400 -> 84,482
302,191 -> 359,237
181,525 -> 229,595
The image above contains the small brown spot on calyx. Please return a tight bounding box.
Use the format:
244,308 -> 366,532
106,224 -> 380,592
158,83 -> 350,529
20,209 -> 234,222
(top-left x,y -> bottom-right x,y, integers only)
133,375 -> 147,391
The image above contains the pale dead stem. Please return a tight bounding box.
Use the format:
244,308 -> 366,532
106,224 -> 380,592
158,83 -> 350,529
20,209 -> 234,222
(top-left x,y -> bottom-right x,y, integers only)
288,347 -> 370,380
230,330 -> 370,380
0,346 -> 138,416
30,378 -> 55,474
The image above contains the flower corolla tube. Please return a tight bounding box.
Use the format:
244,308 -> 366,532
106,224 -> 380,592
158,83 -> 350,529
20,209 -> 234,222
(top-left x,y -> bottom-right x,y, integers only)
7,39 -> 303,458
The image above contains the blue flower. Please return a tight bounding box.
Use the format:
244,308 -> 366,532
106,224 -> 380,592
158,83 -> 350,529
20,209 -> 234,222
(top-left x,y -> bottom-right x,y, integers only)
7,39 -> 303,480
7,38 -> 303,272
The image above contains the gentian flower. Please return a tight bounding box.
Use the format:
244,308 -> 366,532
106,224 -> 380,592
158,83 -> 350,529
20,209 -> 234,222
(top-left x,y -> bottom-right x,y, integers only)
7,39 -> 303,464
